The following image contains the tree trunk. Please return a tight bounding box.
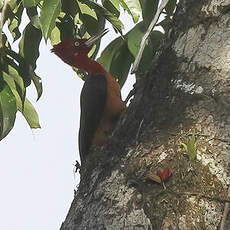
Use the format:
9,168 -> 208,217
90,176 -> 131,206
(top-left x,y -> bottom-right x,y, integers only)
61,0 -> 230,229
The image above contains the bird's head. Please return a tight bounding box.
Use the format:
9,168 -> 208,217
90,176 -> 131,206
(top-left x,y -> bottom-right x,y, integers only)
51,29 -> 108,67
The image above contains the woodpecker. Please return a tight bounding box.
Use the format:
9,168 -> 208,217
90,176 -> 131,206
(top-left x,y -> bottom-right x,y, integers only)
51,29 -> 125,163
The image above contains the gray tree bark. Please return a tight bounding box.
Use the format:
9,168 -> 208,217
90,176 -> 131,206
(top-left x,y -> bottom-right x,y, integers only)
61,0 -> 230,229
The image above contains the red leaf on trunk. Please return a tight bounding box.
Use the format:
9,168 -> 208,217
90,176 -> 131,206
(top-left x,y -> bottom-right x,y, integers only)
157,168 -> 172,182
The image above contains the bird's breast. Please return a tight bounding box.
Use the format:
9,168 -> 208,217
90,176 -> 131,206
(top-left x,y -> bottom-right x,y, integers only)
92,73 -> 125,145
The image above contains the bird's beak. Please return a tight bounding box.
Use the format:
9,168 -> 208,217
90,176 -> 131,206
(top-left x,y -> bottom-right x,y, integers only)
85,29 -> 109,47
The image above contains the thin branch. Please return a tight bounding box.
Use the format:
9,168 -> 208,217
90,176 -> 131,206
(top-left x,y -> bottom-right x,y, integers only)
124,83 -> 136,104
0,0 -> 9,49
131,0 -> 170,74
135,119 -> 144,145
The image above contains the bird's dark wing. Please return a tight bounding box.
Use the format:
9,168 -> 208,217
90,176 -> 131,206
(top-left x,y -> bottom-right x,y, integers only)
79,73 -> 107,163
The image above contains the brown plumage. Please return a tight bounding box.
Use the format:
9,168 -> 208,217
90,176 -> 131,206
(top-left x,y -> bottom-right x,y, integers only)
52,30 -> 125,163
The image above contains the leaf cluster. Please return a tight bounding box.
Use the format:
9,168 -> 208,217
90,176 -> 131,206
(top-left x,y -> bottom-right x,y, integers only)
0,0 -> 177,140
181,133 -> 198,161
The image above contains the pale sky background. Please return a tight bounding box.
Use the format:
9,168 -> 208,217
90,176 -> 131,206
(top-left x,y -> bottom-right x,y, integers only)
0,12 -> 135,230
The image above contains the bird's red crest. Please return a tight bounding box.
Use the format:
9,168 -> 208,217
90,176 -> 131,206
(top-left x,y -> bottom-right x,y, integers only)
51,38 -> 91,66
51,29 -> 109,73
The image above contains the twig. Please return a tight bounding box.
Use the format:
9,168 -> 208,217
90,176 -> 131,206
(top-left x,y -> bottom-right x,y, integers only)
0,0 -> 9,48
220,186 -> 230,230
131,0 -> 170,74
124,83 -> 136,104
136,119 -> 144,145
74,160 -> 81,173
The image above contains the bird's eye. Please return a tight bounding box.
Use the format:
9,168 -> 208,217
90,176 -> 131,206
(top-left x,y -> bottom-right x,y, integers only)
74,41 -> 79,46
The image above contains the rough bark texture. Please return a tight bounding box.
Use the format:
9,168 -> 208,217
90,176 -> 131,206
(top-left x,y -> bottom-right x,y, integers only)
61,0 -> 230,229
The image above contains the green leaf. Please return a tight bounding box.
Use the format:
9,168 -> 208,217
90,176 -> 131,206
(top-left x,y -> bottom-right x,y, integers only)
40,0 -> 61,40
18,98 -> 40,129
165,0 -> 177,16
61,0 -> 79,16
30,14 -> 41,29
182,133 -> 197,161
108,0 -> 120,12
181,143 -> 188,152
26,7 -> 41,29
119,0 -> 141,23
97,37 -> 134,87
50,26 -> 60,45
56,14 -> 75,41
19,22 -> 42,70
78,1 -> 97,19
3,67 -> 25,105
126,22 -> 145,57
97,37 -> 124,72
0,49 -> 11,74
32,73 -> 42,101
110,42 -> 134,87
80,0 -> 123,34
126,22 -> 162,72
3,72 -> 23,110
5,48 -> 32,87
0,83 -> 17,140
23,0 -> 40,7
186,134 -> 197,160
102,0 -> 120,17
8,0 -> 20,10
7,4 -> 24,41
139,0 -> 159,26
78,1 -> 101,36
150,30 -> 164,49
0,0 -> 4,9
2,72 -> 40,129
80,14 -> 99,36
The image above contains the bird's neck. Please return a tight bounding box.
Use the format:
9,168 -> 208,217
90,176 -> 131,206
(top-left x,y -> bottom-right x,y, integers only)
75,55 -> 107,75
